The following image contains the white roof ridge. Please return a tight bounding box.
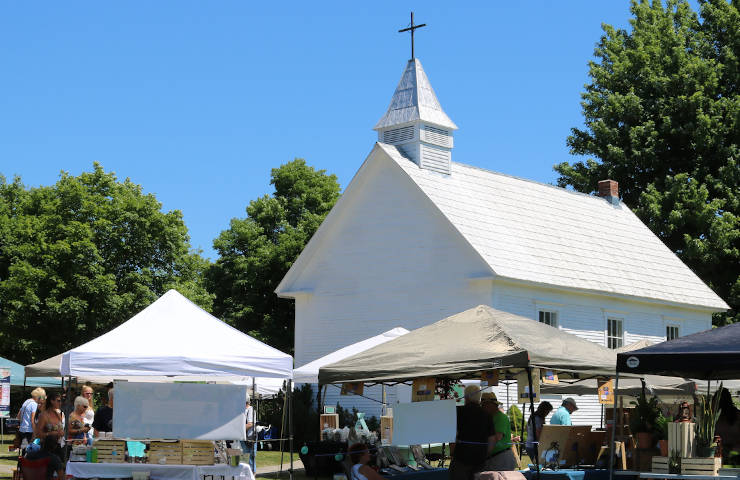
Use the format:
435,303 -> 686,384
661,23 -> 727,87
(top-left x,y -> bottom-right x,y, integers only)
450,159 -> 613,205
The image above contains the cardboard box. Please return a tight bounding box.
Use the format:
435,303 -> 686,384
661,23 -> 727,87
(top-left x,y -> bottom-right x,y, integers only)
381,416 -> 393,444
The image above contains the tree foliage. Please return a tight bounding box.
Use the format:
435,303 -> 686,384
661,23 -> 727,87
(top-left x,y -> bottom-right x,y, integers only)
556,0 -> 739,324
0,164 -> 211,364
207,159 -> 341,353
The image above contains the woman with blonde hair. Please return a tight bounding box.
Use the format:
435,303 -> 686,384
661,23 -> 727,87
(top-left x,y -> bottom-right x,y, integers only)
17,388 -> 45,447
68,396 -> 92,445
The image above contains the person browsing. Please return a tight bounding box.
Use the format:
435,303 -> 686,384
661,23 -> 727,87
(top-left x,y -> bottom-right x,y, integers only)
480,392 -> 518,471
525,401 -> 553,460
17,388 -> 45,449
92,388 -> 114,437
449,385 -> 496,480
348,443 -> 386,480
550,398 -> 578,426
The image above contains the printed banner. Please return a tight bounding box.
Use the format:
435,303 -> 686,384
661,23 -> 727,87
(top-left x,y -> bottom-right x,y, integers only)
340,382 -> 364,396
0,367 -> 10,418
598,378 -> 614,405
516,369 -> 540,402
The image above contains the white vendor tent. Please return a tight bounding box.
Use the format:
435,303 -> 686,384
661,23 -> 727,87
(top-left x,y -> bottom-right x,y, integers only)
293,327 -> 409,384
26,289 -> 292,380
25,290 -> 293,396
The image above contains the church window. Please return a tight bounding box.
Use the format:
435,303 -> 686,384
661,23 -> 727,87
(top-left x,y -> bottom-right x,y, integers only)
606,317 -> 623,349
666,324 -> 680,341
538,310 -> 558,328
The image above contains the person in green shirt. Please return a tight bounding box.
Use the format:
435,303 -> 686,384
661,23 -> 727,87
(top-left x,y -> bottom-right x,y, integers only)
480,392 -> 518,471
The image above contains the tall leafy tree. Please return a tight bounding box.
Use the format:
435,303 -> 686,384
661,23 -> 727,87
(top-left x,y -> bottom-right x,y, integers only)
556,0 -> 739,325
0,164 -> 211,364
207,159 -> 341,353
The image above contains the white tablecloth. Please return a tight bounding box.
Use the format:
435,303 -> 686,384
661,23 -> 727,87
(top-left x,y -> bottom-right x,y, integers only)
66,462 -> 254,480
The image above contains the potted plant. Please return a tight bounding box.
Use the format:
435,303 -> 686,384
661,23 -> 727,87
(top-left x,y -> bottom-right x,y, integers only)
696,383 -> 723,457
655,414 -> 669,456
630,390 -> 661,449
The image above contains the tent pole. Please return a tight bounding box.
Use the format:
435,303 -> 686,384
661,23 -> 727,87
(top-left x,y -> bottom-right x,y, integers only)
289,379 -> 294,480
252,377 -> 257,474
609,372 -> 620,480
525,367 -> 539,480
520,403 -> 526,459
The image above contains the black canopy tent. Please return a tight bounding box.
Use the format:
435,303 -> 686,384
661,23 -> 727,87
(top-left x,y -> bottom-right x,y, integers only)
609,322 -> 740,480
616,322 -> 740,380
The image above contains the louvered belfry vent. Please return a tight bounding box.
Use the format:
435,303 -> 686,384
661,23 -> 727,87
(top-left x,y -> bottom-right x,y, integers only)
383,126 -> 415,144
374,58 -> 457,175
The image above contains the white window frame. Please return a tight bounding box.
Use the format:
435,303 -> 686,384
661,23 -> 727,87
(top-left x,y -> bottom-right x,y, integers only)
606,317 -> 624,349
666,324 -> 680,341
538,310 -> 559,328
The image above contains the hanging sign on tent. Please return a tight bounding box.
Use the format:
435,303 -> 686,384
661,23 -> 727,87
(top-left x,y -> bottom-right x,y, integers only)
340,382 -> 364,396
0,367 -> 10,418
412,377 -> 436,402
541,370 -> 559,385
516,369 -> 540,401
597,378 -> 614,405
480,370 -> 499,386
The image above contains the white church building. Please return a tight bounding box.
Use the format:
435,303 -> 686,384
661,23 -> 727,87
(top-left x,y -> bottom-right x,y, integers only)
275,57 -> 729,424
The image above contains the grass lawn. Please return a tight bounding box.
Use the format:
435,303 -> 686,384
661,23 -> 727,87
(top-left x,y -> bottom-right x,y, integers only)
0,435 -> 18,468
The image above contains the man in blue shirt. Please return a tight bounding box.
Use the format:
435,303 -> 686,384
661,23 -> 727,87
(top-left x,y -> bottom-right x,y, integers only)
550,398 -> 578,425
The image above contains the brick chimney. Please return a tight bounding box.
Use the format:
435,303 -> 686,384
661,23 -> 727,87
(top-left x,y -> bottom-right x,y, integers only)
598,179 -> 619,204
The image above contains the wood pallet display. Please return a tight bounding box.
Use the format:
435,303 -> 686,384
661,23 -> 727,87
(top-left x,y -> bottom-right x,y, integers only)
149,440 -> 182,465
181,440 -> 215,465
682,457 -> 722,476
319,413 -> 339,430
93,439 -> 127,463
651,456 -> 669,474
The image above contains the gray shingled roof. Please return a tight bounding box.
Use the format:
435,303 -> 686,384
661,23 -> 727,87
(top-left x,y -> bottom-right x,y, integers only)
379,143 -> 728,310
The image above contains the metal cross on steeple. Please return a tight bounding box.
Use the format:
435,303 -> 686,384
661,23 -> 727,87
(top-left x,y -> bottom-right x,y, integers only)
398,12 -> 426,60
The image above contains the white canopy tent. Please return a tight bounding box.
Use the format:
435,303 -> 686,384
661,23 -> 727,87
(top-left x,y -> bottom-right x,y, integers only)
26,290 -> 292,396
293,327 -> 409,384
25,289 -> 296,476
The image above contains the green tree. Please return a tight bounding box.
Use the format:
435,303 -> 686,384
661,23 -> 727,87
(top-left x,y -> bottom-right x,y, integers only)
207,159 -> 341,353
556,0 -> 739,325
0,164 -> 212,364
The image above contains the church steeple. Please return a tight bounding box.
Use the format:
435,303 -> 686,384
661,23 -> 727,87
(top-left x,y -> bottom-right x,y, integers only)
374,58 -> 457,175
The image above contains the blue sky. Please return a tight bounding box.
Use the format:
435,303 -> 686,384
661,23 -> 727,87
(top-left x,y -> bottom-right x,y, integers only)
1,2 -> 640,259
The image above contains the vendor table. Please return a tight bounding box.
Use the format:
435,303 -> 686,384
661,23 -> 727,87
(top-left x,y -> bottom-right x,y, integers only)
522,469 -> 610,480
65,462 -> 254,480
637,473 -> 737,480
381,467 -> 448,480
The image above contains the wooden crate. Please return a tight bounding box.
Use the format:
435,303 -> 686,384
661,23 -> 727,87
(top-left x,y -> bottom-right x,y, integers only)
380,416 -> 393,444
668,422 -> 695,458
181,440 -> 214,465
682,457 -> 722,476
93,439 -> 126,463
149,441 -> 182,465
320,413 -> 339,430
651,456 -> 669,474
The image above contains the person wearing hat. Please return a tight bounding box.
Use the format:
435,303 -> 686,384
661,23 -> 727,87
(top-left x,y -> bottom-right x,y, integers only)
449,385 -> 496,480
480,392 -> 518,471
550,398 -> 578,426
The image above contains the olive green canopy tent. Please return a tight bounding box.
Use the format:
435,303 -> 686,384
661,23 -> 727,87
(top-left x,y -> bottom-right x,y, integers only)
318,305 -> 619,385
